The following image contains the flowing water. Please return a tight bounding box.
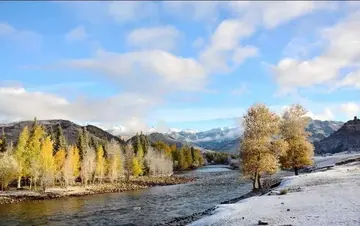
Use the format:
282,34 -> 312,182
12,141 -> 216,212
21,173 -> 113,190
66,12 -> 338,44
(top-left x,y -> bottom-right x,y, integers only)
0,165 -> 252,226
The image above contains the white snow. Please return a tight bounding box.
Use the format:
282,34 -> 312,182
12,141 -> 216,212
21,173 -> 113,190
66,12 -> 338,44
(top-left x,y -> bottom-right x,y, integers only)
189,155 -> 360,226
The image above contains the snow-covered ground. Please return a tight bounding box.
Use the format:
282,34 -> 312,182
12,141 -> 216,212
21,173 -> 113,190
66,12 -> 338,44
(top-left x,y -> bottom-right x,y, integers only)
190,155 -> 360,226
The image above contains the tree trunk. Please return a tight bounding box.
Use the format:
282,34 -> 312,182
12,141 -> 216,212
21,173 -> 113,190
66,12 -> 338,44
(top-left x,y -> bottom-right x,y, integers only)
257,174 -> 262,189
294,167 -> 299,176
252,171 -> 261,190
17,176 -> 21,189
29,177 -> 32,190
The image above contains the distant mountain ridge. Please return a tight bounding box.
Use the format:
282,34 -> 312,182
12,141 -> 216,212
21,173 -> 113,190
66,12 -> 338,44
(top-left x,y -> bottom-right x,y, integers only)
1,119 -> 125,147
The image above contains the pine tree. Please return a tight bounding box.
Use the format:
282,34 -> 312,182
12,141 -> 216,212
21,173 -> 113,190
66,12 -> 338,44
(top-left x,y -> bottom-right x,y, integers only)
95,145 -> 106,183
183,146 -> 193,169
0,128 -> 7,153
280,104 -> 314,175
54,124 -> 67,154
77,127 -> 89,160
240,104 -> 286,190
40,136 -> 55,191
124,144 -> 134,182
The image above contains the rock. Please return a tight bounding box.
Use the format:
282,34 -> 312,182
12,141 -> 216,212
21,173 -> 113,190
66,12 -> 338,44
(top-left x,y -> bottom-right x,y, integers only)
258,220 -> 269,225
287,209 -> 290,211
133,207 -> 141,211
281,202 -> 284,205
242,217 -> 245,219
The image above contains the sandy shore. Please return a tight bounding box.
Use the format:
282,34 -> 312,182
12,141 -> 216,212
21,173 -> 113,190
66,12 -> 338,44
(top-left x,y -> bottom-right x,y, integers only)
189,156 -> 360,226
0,176 -> 194,205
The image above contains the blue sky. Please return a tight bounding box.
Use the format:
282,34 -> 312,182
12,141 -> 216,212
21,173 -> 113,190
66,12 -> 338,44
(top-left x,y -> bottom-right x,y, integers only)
1,1 -> 360,135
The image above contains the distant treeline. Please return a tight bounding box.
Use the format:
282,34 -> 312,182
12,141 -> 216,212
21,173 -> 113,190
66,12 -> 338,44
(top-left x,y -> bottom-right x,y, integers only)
0,118 -> 204,191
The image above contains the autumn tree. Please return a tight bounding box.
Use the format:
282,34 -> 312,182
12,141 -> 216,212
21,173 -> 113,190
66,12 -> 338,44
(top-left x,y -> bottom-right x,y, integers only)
54,147 -> 66,186
240,103 -> 286,190
145,147 -> 173,176
14,126 -> 30,188
132,157 -> 142,177
81,145 -> 96,186
106,140 -> 123,183
54,124 -> 67,153
95,145 -> 106,183
0,150 -> 20,190
39,136 -> 55,191
280,104 -> 314,175
182,146 -> 193,169
27,119 -> 46,189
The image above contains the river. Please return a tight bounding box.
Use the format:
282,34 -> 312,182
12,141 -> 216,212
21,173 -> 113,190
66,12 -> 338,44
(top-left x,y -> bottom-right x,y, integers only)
0,165 -> 252,226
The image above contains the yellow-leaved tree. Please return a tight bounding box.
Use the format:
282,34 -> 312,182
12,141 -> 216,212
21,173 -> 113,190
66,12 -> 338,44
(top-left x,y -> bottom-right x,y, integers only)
54,147 -> 66,187
132,157 -> 142,177
71,146 -> 81,180
95,145 -> 106,183
240,103 -> 287,190
39,136 -> 55,191
27,119 -> 45,189
14,126 -> 30,189
280,104 -> 314,175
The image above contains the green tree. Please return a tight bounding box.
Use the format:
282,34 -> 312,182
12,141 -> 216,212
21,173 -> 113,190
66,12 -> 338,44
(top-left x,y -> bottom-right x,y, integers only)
0,128 -> 7,153
240,104 -> 286,190
54,124 -> 67,154
280,104 -> 314,175
77,127 -> 89,160
183,146 -> 193,169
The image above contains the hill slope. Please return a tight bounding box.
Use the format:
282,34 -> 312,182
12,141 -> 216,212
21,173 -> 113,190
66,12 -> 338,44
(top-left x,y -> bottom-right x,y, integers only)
315,117 -> 360,154
1,119 -> 125,146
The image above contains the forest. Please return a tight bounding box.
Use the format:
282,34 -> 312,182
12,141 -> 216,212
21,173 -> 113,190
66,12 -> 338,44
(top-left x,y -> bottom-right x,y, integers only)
0,119 -> 204,191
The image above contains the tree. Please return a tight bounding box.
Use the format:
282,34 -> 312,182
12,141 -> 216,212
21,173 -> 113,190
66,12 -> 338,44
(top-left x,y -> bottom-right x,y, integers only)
95,145 -> 106,183
27,119 -> 46,189
54,124 -> 67,154
124,144 -> 134,182
54,147 -> 66,186
280,104 -> 314,175
192,148 -> 204,167
178,148 -> 187,170
240,103 -> 285,190
77,127 -> 89,160
132,157 -> 142,177
0,151 -> 20,190
14,126 -> 30,188
145,147 -> 173,176
81,145 -> 96,186
182,146 -> 193,169
71,146 -> 81,180
106,140 -> 123,183
39,136 -> 55,191
0,128 -> 7,153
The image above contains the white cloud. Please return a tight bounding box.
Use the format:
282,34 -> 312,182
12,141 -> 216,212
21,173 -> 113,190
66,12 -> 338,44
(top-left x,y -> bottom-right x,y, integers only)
163,1 -> 222,21
272,11 -> 360,94
108,1 -> 158,23
192,37 -> 205,49
65,26 -> 88,42
0,22 -> 42,50
306,108 -> 335,121
0,86 -> 157,136
199,19 -> 257,73
340,102 -> 360,119
63,49 -> 207,93
126,26 -> 181,51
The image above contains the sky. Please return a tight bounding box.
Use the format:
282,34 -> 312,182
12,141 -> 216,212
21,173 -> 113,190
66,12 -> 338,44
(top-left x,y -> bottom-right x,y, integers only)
1,1 -> 360,135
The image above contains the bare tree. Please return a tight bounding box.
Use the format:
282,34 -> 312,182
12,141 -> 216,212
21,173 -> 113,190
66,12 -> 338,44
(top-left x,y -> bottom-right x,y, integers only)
106,139 -> 124,183
81,145 -> 96,186
145,147 -> 173,176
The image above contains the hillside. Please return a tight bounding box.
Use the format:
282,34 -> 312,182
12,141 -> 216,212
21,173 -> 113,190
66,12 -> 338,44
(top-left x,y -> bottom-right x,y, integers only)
1,119 -> 125,147
126,132 -> 187,149
315,117 -> 360,154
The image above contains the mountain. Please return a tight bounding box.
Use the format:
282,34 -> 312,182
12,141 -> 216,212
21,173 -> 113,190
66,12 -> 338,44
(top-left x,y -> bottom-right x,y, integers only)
1,119 -> 125,146
168,118 -> 344,153
315,117 -> 360,154
126,132 -> 185,148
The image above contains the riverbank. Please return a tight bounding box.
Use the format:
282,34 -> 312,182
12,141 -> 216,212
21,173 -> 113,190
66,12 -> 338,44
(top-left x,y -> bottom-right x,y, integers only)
0,176 -> 194,205
189,157 -> 360,226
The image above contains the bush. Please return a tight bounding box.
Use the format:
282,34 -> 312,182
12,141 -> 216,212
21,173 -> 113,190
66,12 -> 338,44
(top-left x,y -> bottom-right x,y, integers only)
279,188 -> 288,195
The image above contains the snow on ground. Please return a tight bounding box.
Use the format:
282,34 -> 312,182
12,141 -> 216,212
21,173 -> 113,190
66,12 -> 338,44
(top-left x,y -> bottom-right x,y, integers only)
313,152 -> 360,168
190,156 -> 360,226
